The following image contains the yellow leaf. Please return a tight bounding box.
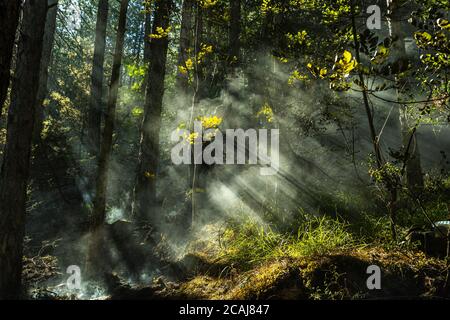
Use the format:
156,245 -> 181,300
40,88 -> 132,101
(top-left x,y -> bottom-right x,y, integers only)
437,18 -> 450,30
343,50 -> 352,63
144,171 -> 155,179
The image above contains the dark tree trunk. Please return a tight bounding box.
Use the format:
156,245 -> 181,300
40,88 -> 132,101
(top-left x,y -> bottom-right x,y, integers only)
0,0 -> 21,118
141,4 -> 152,95
0,0 -> 48,299
33,0 -> 59,143
176,0 -> 193,92
176,0 -> 195,233
193,1 -> 204,97
92,0 -> 129,230
86,0 -> 109,156
133,0 -> 173,223
229,0 -> 241,68
88,0 -> 129,278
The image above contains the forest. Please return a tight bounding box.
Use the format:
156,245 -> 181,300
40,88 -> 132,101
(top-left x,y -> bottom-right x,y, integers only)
0,0 -> 449,301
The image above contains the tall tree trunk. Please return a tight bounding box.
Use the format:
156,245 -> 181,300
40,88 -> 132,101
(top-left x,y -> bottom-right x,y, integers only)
86,0 -> 109,156
225,0 -> 241,111
193,2 -> 204,100
88,0 -> 129,276
176,0 -> 194,232
33,0 -> 59,143
141,2 -> 152,95
176,0 -> 193,92
386,0 -> 424,192
0,0 -> 48,299
124,3 -> 152,218
0,0 -> 21,117
187,1 -> 205,228
133,0 -> 173,223
91,0 -> 129,231
229,0 -> 241,69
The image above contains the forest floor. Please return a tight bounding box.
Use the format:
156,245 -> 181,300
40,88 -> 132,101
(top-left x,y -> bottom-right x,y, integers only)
28,243 -> 450,300
158,247 -> 449,300
24,220 -> 450,300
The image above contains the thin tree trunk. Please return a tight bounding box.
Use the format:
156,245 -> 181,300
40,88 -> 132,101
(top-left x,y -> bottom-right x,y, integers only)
92,0 -> 129,230
87,0 -> 129,277
33,0 -> 59,143
0,0 -> 21,117
0,0 -> 48,299
141,3 -> 152,95
188,2 -> 205,228
86,0 -> 109,156
350,0 -> 398,240
229,0 -> 241,69
124,4 -> 152,218
193,2 -> 204,100
176,0 -> 195,231
176,0 -> 193,92
133,0 -> 173,223
350,1 -> 382,168
386,0 -> 424,192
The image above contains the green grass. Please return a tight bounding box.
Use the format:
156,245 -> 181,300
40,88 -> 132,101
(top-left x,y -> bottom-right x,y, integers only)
215,173 -> 450,271
286,216 -> 355,257
218,215 -> 357,270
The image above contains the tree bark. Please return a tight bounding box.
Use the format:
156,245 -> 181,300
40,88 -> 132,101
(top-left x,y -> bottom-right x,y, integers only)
92,0 -> 129,230
229,0 -> 241,68
0,0 -> 21,118
87,0 -> 129,279
177,0 -> 195,232
86,0 -> 109,156
193,1 -> 204,99
176,0 -> 193,92
141,4 -> 152,95
33,0 -> 59,143
0,0 -> 48,299
133,0 -> 173,223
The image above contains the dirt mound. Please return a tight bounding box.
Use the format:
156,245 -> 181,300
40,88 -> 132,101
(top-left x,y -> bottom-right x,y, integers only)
169,248 -> 450,300
51,247 -> 448,300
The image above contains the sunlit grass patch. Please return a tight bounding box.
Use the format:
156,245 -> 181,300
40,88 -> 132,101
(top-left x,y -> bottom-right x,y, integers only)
218,219 -> 287,269
218,215 -> 357,270
286,216 -> 355,257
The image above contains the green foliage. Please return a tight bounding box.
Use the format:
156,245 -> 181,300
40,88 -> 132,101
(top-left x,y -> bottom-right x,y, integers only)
397,171 -> 450,228
40,91 -> 81,140
349,212 -> 394,244
368,161 -> 401,186
410,6 -> 450,113
131,107 -> 144,117
126,63 -> 147,91
286,30 -> 311,48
